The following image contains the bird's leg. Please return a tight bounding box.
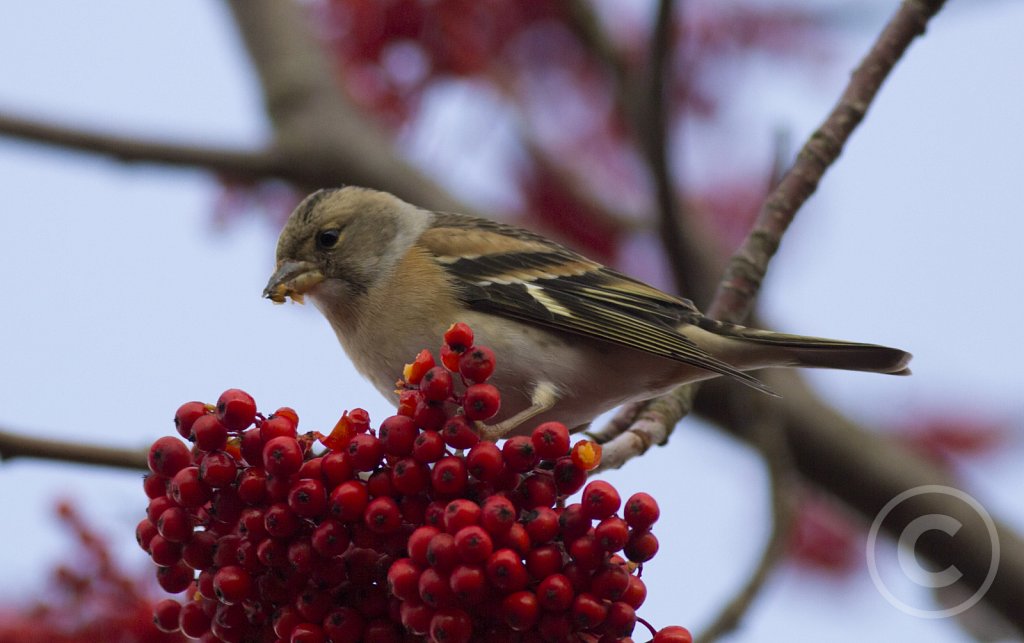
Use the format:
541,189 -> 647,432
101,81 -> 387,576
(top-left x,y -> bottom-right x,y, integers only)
478,381 -> 559,441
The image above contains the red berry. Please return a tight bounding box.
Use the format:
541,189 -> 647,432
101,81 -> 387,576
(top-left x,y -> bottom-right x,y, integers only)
466,442 -> 504,481
364,496 -> 401,534
625,529 -> 659,563
181,530 -> 217,570
426,532 -> 458,572
421,366 -> 454,402
147,496 -> 176,524
390,457 -> 429,496
400,600 -> 434,636
443,499 -> 481,533
653,625 -> 694,643
531,422 -> 570,460
262,436 -> 303,476
418,568 -> 455,608
537,573 -> 574,612
198,450 -> 237,488
239,428 -> 263,467
448,564 -> 487,604
520,473 -> 557,509
289,622 -> 326,643
321,451 -> 354,487
443,322 -> 474,352
590,563 -> 630,600
148,436 -> 192,477
453,525 -> 494,564
216,388 -> 256,432
191,414 -> 228,452
622,574 -> 648,609
553,456 -> 587,496
431,456 -> 468,496
572,592 -> 608,630
581,480 -> 621,520
413,398 -> 447,431
595,516 -> 630,552
311,518 -> 351,558
568,533 -> 603,570
558,503 -> 591,541
288,478 -> 327,518
624,491 -> 661,530
346,433 -> 384,471
156,561 -> 192,593
480,495 -> 517,536
378,415 -> 418,456
143,473 -> 168,499
570,440 -> 602,471
323,607 -> 365,643
328,480 -> 369,522
498,522 -> 531,556
260,414 -> 297,442
458,345 -> 496,383
408,525 -> 440,566
412,430 -> 446,463
169,466 -> 210,508
264,502 -> 301,538
604,601 -> 637,637
151,597 -> 182,634
236,467 -> 267,504
441,415 -> 480,449
136,518 -> 158,552
525,543 -> 563,580
502,590 -> 539,631
429,608 -> 473,643
522,507 -> 560,545
178,600 -> 211,638
149,534 -> 183,566
387,557 -> 422,602
502,436 -> 539,472
156,506 -> 192,543
462,383 -> 500,421
174,401 -> 208,440
485,548 -> 528,593
439,344 -> 462,372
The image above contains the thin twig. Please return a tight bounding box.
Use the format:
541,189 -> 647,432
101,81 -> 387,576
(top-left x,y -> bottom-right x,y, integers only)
695,404 -> 795,643
0,428 -> 147,470
599,0 -> 951,466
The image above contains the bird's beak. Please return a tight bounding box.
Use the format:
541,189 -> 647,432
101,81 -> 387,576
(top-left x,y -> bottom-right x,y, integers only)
263,260 -> 324,305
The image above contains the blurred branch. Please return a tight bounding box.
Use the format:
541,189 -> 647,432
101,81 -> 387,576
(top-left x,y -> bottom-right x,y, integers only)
696,406 -> 795,643
0,111 -> 283,178
598,0 -> 950,471
224,0 -> 465,212
697,372 -> 1024,636
0,428 -> 146,470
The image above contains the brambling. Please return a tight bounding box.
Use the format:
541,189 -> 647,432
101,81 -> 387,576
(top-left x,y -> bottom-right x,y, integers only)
264,186 -> 911,436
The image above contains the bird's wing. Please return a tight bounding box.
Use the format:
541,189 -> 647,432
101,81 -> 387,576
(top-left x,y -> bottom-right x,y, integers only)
420,213 -> 771,392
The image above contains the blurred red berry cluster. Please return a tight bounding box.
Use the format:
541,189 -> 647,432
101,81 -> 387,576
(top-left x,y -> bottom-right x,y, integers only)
0,501 -> 186,643
138,323 -> 691,642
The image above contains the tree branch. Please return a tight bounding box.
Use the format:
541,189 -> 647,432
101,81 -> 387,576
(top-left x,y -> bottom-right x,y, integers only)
0,428 -> 147,471
224,0 -> 466,212
696,405 -> 795,643
0,111 -> 282,179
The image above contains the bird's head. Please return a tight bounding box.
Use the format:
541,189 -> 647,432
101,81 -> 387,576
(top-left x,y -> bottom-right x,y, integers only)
263,186 -> 426,309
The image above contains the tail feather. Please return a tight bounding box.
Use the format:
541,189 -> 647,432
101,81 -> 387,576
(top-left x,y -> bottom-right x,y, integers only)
695,318 -> 912,375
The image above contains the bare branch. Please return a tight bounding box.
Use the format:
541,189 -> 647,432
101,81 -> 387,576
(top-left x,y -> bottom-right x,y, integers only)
695,403 -> 795,643
224,0 -> 466,212
0,111 -> 282,178
0,428 -> 147,471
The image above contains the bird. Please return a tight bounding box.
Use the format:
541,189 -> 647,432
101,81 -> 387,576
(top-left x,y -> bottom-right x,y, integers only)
264,186 -> 911,437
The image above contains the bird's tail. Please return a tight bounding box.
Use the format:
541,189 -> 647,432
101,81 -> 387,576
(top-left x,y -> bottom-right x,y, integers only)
696,318 -> 912,375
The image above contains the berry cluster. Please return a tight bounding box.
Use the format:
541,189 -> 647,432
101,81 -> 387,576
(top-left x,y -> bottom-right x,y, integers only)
139,323 -> 691,643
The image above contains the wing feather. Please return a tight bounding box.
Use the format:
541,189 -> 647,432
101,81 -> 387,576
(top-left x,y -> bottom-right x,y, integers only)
419,214 -> 772,393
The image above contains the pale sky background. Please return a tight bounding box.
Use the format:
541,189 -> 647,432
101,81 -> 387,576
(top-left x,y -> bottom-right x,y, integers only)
0,1 -> 1022,642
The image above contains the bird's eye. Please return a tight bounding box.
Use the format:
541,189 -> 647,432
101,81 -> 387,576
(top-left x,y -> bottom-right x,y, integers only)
316,228 -> 342,249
